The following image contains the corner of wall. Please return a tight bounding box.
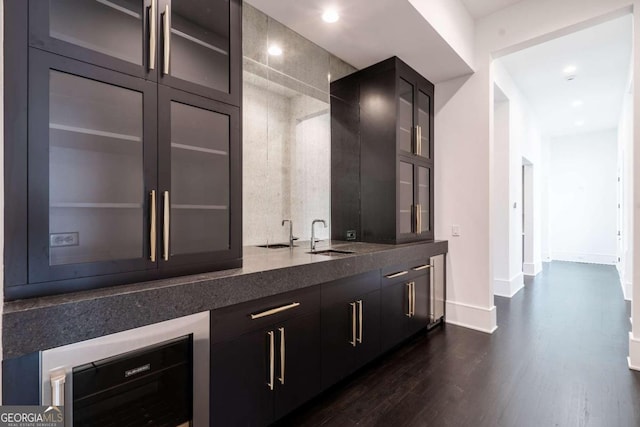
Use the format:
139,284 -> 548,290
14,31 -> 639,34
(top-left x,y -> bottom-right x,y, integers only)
493,273 -> 524,298
445,300 -> 497,333
628,333 -> 640,371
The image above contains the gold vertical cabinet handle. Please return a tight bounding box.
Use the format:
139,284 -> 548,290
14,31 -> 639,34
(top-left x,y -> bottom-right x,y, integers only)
411,282 -> 416,317
162,4 -> 170,75
163,191 -> 169,261
416,125 -> 422,156
406,283 -> 412,317
148,0 -> 157,70
357,300 -> 363,344
278,327 -> 285,385
430,262 -> 435,322
349,302 -> 357,347
149,190 -> 157,262
267,331 -> 275,390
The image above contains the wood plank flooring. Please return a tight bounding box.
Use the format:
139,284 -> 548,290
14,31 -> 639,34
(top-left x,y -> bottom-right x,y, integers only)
276,261 -> 640,427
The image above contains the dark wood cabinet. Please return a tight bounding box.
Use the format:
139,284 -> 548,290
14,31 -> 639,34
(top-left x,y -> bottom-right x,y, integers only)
210,288 -> 321,426
331,57 -> 434,244
380,260 -> 432,352
320,272 -> 381,389
27,0 -> 242,105
4,0 -> 242,299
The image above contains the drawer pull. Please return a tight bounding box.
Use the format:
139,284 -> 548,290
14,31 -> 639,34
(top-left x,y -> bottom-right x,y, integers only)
250,302 -> 301,320
412,264 -> 431,271
385,271 -> 408,279
278,327 -> 285,385
357,300 -> 363,344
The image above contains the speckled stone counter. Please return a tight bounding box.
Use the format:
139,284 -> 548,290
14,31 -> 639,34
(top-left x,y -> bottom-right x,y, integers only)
2,240 -> 447,359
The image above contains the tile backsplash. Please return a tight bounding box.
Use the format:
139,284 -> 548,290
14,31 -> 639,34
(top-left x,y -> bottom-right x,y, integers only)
242,3 -> 355,246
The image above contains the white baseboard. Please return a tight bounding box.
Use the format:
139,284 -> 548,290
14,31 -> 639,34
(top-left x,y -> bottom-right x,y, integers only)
493,273 -> 524,298
523,261 -> 542,277
550,251 -> 617,265
621,278 -> 632,301
628,333 -> 640,371
445,300 -> 497,334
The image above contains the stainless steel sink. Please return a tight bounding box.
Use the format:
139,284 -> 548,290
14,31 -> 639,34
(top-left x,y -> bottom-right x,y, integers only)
256,243 -> 296,249
308,249 -> 355,256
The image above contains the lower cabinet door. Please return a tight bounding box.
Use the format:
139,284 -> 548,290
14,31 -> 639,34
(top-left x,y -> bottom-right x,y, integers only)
355,290 -> 381,368
210,329 -> 274,426
274,313 -> 322,420
321,300 -> 359,389
380,281 -> 412,352
407,273 -> 429,336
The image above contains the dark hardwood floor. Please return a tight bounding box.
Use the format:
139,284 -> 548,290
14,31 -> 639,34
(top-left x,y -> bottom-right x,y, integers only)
276,262 -> 640,427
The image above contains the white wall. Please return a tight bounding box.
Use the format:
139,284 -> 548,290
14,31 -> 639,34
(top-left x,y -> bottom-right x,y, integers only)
548,129 -> 618,265
618,88 -> 633,300
435,0 -> 637,336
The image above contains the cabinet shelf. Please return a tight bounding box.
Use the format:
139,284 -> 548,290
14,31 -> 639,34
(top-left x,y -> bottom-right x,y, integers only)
50,123 -> 141,142
50,202 -> 142,209
172,28 -> 228,56
95,0 -> 142,19
172,204 -> 227,210
171,142 -> 227,156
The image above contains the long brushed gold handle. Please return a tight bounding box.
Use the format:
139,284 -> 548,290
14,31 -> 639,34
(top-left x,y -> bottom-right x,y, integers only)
163,191 -> 169,261
412,264 -> 431,271
278,327 -> 285,385
349,302 -> 357,347
406,283 -> 412,317
430,262 -> 435,321
385,271 -> 408,279
150,190 -> 156,262
148,0 -> 157,70
417,125 -> 422,156
357,300 -> 363,344
162,4 -> 170,75
412,282 -> 416,317
267,331 -> 274,390
250,302 -> 300,320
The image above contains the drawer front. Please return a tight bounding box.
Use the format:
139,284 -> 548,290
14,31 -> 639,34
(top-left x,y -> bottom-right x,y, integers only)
321,271 -> 380,308
381,259 -> 431,287
211,286 -> 320,343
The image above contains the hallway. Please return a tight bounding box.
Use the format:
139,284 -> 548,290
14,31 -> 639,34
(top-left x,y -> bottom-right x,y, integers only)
277,262 -> 640,427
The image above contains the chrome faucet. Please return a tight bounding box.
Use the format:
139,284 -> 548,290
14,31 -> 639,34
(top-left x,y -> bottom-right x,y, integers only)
311,219 -> 327,252
282,219 -> 295,248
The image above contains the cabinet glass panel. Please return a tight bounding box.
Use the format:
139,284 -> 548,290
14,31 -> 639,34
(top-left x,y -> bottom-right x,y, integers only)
417,90 -> 430,159
49,0 -> 143,65
170,101 -> 230,255
169,0 -> 230,93
398,78 -> 414,154
417,166 -> 430,233
399,161 -> 414,234
49,71 -> 144,266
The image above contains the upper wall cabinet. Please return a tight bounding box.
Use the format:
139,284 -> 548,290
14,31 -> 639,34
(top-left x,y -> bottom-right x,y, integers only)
331,57 -> 435,244
5,0 -> 242,299
28,0 -> 241,106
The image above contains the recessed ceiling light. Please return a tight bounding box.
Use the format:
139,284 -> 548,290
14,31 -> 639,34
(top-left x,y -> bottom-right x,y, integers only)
575,120 -> 585,127
563,65 -> 577,75
322,9 -> 340,23
268,45 -> 283,56
572,100 -> 583,107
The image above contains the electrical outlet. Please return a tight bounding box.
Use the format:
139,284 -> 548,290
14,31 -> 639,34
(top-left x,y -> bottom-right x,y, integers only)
451,225 -> 460,237
50,232 -> 79,247
346,230 -> 357,240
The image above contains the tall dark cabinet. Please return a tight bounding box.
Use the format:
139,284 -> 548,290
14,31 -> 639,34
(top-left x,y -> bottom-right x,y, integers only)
4,0 -> 242,299
331,57 -> 434,244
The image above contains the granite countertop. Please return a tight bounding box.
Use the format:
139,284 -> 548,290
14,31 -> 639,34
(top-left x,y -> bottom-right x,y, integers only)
2,240 -> 448,359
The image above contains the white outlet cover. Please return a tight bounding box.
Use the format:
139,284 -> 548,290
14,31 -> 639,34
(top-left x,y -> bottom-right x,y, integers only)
452,225 -> 460,237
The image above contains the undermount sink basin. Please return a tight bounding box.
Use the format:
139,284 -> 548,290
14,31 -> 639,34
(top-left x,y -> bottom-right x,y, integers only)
308,249 -> 355,256
256,243 -> 296,249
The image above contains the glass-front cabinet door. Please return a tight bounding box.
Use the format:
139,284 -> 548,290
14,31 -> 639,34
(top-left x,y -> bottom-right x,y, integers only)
28,50 -> 158,285
158,87 -> 241,269
29,0 -> 154,79
158,0 -> 241,105
416,165 -> 433,238
397,78 -> 414,155
417,89 -> 431,160
398,161 -> 414,236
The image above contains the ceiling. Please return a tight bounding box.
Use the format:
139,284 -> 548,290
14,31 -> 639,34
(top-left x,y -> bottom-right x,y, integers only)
245,0 -> 473,83
460,0 -> 525,20
496,14 -> 632,137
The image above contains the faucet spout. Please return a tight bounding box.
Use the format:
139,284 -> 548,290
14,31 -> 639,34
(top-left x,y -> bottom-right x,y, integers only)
282,219 -> 294,248
311,219 -> 327,252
